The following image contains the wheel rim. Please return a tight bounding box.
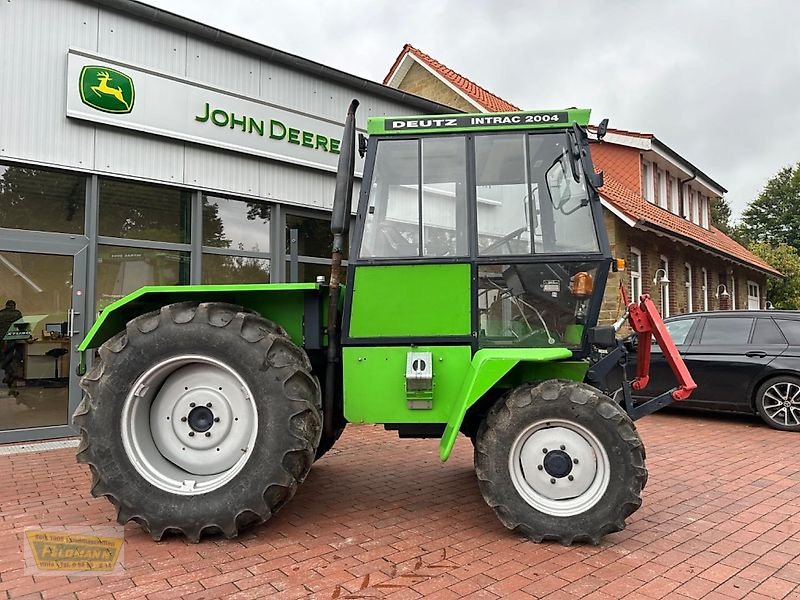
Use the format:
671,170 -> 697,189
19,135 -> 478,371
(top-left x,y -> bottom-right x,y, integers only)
121,354 -> 258,495
509,419 -> 611,517
762,382 -> 800,428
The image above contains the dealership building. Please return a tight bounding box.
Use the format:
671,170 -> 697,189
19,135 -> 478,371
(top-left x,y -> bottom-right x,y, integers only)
0,0 -> 450,442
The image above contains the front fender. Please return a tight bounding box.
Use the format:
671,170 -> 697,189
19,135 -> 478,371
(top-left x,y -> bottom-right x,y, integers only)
438,347 -> 581,461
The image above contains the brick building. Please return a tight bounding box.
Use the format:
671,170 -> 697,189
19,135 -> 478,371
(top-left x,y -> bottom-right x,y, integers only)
384,44 -> 780,323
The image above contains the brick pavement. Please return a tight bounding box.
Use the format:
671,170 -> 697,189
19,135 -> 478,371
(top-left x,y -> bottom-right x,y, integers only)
1,411 -> 799,599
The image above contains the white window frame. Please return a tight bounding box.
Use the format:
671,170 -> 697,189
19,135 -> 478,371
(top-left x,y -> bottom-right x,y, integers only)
671,177 -> 679,214
701,196 -> 709,228
659,255 -> 670,318
693,192 -> 701,224
642,160 -> 653,202
730,273 -> 736,310
657,169 -> 667,209
630,247 -> 642,301
747,280 -> 760,309
684,263 -> 693,313
701,267 -> 709,311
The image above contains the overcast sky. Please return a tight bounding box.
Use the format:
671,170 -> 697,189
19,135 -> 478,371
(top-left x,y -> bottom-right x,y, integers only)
147,0 -> 800,220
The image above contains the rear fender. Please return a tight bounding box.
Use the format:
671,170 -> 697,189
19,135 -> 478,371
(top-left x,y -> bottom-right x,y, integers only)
438,347 -> 583,461
78,283 -> 325,371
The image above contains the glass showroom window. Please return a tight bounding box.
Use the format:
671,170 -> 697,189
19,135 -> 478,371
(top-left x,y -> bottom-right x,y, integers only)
285,210 -> 343,282
96,178 -> 192,312
202,195 -> 271,284
0,162 -> 86,234
99,178 -> 191,243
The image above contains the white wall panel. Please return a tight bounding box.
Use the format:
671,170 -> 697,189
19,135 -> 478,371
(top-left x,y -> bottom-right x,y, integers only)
98,9 -> 186,76
261,161 -> 335,209
0,0 -> 96,169
185,145 -> 261,197
95,128 -> 184,183
258,161 -> 361,213
186,38 -> 260,97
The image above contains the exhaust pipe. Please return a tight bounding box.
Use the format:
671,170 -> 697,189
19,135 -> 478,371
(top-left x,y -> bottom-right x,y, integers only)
323,99 -> 358,444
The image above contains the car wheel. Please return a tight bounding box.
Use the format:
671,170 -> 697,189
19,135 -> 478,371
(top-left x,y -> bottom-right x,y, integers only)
755,376 -> 800,432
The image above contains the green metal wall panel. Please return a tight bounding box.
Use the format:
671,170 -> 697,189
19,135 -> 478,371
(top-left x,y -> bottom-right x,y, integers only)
343,345 -> 472,423
348,263 -> 471,338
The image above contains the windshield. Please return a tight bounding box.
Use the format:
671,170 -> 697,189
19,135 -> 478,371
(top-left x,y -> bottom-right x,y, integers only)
360,131 -> 599,259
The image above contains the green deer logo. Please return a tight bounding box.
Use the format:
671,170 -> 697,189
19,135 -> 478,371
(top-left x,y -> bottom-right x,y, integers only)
79,66 -> 135,114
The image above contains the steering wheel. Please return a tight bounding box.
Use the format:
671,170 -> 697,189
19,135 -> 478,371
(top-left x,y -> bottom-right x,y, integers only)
482,227 -> 527,255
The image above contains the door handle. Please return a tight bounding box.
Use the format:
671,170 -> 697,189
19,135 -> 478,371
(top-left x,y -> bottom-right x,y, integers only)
68,308 -> 81,337
745,350 -> 767,358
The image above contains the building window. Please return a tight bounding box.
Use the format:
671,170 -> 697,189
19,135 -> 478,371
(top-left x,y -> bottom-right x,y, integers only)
693,192 -> 701,224
658,170 -> 668,209
202,195 -> 271,284
99,178 -> 191,243
670,177 -> 679,214
658,255 -> 670,317
684,263 -> 693,313
630,247 -> 642,301
747,280 -> 760,309
0,162 -> 86,234
96,178 -> 192,311
701,196 -> 709,228
96,246 -> 190,310
682,184 -> 690,218
641,160 -> 652,202
285,210 -> 344,282
702,267 -> 709,311
731,273 -> 736,310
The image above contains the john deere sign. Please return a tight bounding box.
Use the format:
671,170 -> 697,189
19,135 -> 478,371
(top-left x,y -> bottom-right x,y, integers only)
79,66 -> 135,114
66,49 -> 360,174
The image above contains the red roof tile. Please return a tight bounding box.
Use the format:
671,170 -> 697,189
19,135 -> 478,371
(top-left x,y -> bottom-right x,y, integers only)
384,44 -> 519,113
599,175 -> 781,276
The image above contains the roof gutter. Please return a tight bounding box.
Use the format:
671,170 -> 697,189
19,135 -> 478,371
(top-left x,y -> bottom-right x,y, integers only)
86,0 -> 455,115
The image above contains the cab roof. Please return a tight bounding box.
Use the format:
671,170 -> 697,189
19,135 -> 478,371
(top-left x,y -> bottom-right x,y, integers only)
367,108 -> 591,136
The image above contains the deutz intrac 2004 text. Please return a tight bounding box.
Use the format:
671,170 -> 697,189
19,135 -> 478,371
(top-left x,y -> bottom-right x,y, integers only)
74,102 -> 695,544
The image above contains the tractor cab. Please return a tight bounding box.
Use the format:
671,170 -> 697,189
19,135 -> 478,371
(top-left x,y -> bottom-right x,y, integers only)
344,109 -> 610,357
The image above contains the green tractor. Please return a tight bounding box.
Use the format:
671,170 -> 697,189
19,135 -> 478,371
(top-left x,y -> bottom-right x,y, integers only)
74,101 -> 694,544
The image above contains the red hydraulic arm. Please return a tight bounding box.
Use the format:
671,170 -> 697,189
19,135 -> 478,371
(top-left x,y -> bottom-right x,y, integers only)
620,287 -> 697,401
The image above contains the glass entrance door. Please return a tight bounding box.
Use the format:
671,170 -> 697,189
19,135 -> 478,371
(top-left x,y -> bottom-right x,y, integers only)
0,246 -> 86,441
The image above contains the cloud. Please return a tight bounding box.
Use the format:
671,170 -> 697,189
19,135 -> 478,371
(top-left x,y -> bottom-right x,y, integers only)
147,0 -> 800,218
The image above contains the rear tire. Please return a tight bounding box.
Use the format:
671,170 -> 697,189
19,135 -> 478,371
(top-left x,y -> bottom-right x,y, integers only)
755,376 -> 800,432
474,380 -> 647,545
73,302 -> 321,542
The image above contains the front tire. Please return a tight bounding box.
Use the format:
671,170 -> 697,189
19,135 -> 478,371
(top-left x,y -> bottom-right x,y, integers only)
73,302 -> 321,542
755,376 -> 800,432
474,380 -> 647,545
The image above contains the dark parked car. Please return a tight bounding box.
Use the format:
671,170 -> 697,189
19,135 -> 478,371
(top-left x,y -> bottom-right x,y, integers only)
630,310 -> 800,432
